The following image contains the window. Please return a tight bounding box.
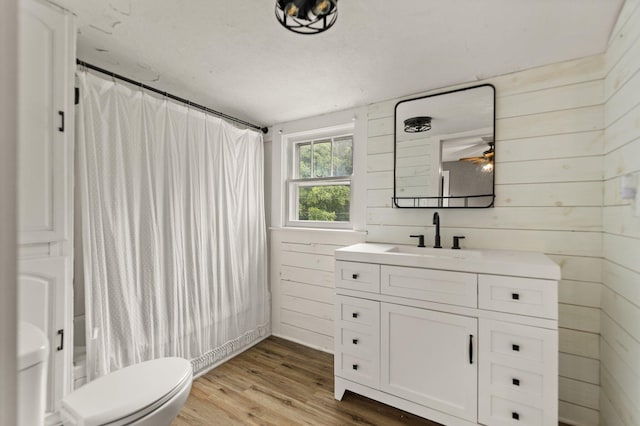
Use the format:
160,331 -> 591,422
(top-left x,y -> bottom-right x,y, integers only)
287,133 -> 353,227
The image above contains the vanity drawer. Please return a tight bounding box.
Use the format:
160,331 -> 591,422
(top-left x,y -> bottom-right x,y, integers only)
336,295 -> 379,329
484,363 -> 545,399
479,394 -> 546,426
335,351 -> 379,387
480,320 -> 557,365
335,261 -> 380,293
381,265 -> 477,307
479,275 -> 557,319
479,319 -> 557,385
337,327 -> 377,358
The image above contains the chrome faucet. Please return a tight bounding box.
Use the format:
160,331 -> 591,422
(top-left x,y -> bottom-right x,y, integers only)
433,212 -> 442,248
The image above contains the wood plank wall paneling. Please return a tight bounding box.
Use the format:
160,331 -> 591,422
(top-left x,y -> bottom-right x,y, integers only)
364,55 -> 606,424
270,228 -> 365,352
601,1 -> 640,426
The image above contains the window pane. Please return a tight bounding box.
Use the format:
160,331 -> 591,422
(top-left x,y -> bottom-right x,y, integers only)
313,140 -> 332,178
333,136 -> 353,176
298,184 -> 350,222
298,143 -> 311,178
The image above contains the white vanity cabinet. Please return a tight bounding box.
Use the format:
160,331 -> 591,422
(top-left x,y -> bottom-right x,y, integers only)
334,245 -> 560,426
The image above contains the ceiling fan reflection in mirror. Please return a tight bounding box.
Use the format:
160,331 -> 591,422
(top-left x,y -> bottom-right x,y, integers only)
459,141 -> 494,171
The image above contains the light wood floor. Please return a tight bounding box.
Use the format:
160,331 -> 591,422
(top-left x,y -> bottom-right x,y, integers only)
171,336 -> 441,425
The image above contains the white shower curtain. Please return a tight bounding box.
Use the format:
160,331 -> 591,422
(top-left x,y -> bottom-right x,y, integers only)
76,71 -> 269,380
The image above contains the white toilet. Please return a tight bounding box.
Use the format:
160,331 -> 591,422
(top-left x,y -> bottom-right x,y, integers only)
60,357 -> 193,426
18,322 -> 193,426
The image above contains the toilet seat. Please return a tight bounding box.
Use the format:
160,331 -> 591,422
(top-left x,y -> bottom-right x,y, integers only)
17,321 -> 48,371
60,357 -> 192,426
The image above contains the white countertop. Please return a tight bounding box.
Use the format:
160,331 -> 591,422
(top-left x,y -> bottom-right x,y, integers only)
335,243 -> 561,280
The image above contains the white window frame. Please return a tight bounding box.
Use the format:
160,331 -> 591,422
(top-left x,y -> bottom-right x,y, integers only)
284,124 -> 355,229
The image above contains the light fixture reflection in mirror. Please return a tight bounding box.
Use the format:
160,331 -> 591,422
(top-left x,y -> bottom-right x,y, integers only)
393,84 -> 496,208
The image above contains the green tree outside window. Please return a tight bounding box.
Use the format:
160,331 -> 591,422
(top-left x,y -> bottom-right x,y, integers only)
295,136 -> 352,222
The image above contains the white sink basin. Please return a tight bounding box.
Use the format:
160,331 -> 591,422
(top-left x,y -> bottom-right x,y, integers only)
335,243 -> 561,280
385,245 -> 482,259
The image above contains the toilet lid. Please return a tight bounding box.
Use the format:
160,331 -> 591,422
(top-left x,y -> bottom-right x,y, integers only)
17,321 -> 48,371
61,357 -> 192,426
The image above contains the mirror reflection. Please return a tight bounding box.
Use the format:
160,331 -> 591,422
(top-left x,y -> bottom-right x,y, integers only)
393,84 -> 495,208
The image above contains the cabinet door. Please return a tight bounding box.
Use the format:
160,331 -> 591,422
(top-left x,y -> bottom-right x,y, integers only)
18,0 -> 73,244
18,256 -> 72,415
381,303 -> 477,422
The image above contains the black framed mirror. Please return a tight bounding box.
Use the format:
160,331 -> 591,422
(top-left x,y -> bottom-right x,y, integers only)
393,84 -> 496,208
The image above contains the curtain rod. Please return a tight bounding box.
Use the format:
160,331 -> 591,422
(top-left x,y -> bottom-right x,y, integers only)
76,59 -> 268,134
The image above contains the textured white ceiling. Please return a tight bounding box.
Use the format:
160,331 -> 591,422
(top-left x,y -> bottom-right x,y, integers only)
56,0 -> 623,127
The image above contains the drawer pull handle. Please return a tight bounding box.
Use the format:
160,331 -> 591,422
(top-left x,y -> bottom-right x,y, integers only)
352,273 -> 359,279
352,312 -> 359,318
352,338 -> 358,345
512,412 -> 520,421
468,335 -> 474,364
512,293 -> 520,300
352,364 -> 358,370
512,378 -> 520,386
512,344 -> 520,352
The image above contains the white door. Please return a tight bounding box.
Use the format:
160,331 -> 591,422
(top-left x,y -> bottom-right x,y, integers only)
381,303 -> 477,422
18,0 -> 73,244
18,257 -> 71,415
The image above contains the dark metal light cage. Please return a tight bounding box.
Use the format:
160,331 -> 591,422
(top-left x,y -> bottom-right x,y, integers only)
275,0 -> 338,34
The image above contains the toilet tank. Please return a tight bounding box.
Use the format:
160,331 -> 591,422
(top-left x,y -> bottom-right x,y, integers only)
18,321 -> 49,426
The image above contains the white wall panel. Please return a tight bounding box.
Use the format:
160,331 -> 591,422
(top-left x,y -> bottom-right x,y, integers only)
497,105 -> 603,141
603,138 -> 640,180
558,280 -> 602,308
559,400 -> 599,426
496,157 -> 602,184
497,80 -> 603,119
559,376 -> 600,410
601,1 -> 640,424
600,391 -> 626,426
498,131 -> 603,163
560,329 -> 599,360
495,182 -> 604,207
547,255 -> 602,283
559,352 -> 600,385
270,228 -> 365,352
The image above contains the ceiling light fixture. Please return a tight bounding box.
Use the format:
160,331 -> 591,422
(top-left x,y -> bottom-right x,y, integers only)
275,0 -> 338,34
404,116 -> 432,133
